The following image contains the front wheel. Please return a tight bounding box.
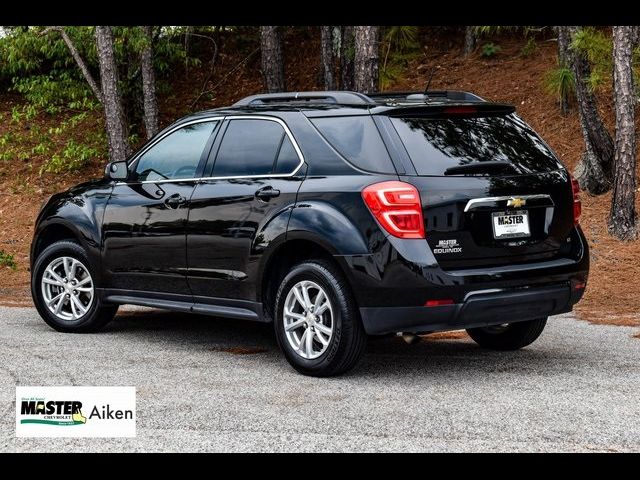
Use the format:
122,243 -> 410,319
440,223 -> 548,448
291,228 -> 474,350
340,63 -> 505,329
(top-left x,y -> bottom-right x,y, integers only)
32,240 -> 118,333
274,260 -> 367,377
466,318 -> 547,351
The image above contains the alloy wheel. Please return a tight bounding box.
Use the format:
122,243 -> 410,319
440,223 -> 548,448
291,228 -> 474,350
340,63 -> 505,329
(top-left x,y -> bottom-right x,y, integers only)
283,280 -> 334,360
41,256 -> 94,321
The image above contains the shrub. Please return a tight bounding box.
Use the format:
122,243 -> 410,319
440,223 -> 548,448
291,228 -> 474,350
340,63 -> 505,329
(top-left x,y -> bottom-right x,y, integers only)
521,38 -> 538,57
544,66 -> 575,107
40,139 -> 100,174
481,42 -> 501,58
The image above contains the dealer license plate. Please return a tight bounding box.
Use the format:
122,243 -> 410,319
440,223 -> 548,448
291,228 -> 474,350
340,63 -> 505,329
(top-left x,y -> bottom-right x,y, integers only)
492,210 -> 530,239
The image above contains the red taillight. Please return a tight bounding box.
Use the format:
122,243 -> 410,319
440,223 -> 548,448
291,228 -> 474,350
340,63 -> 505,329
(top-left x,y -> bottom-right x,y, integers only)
362,181 -> 425,239
573,280 -> 586,290
571,176 -> 581,225
424,299 -> 455,307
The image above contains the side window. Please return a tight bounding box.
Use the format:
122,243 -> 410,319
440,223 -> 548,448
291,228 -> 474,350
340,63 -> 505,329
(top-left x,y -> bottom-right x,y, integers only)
212,119 -> 299,176
311,116 -> 395,174
134,121 -> 217,182
274,136 -> 300,174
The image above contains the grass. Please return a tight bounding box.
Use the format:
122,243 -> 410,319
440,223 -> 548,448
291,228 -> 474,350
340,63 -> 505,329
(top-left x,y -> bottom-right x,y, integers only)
0,250 -> 17,270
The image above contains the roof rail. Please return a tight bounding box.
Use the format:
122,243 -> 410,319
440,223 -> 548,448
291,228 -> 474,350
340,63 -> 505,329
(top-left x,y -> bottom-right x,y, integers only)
368,90 -> 486,104
233,91 -> 376,107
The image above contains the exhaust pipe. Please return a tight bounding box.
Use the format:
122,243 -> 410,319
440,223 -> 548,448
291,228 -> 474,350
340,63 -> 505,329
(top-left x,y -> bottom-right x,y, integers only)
397,332 -> 421,345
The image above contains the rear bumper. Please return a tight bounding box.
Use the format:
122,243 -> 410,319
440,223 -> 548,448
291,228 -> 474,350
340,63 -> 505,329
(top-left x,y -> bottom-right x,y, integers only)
360,283 -> 574,335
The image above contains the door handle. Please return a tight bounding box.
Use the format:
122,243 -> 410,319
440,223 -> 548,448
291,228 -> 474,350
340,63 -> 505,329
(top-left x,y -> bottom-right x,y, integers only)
164,193 -> 186,209
255,186 -> 280,201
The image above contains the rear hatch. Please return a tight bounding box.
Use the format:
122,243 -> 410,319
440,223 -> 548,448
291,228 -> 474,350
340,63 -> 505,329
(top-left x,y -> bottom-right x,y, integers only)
382,106 -> 575,270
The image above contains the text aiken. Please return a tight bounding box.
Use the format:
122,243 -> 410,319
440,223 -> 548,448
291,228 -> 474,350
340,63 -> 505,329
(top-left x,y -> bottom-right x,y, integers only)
21,401 -> 133,420
90,405 -> 133,420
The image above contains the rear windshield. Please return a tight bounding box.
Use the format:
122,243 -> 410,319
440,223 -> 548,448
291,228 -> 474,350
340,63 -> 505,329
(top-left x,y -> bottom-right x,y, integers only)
390,114 -> 563,176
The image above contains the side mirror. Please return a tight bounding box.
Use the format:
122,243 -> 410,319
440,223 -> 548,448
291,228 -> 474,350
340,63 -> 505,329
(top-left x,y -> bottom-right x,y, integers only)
105,161 -> 129,181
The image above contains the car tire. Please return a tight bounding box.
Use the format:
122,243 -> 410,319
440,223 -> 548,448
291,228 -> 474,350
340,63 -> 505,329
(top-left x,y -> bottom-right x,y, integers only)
274,260 -> 367,377
466,318 -> 547,351
32,240 -> 118,333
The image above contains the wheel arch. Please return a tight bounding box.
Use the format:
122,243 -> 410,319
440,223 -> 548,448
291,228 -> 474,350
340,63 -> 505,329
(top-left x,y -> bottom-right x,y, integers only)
258,236 -> 353,322
32,221 -> 85,263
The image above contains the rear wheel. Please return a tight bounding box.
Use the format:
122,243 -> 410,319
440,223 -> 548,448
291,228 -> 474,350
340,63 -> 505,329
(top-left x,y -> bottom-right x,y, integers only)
274,260 -> 367,377
466,318 -> 547,351
32,240 -> 118,333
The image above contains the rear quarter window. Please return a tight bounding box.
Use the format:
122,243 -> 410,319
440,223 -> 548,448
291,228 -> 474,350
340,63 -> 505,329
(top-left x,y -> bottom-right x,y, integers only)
390,114 -> 563,176
311,116 -> 396,174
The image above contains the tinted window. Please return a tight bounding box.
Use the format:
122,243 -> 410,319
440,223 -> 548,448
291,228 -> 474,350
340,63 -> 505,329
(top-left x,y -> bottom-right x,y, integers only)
390,115 -> 562,176
134,121 -> 217,181
274,136 -> 300,174
311,116 -> 395,173
213,119 -> 287,176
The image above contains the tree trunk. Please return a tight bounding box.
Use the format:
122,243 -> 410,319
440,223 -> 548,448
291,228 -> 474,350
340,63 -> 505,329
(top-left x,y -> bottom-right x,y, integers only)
95,26 -> 130,162
340,26 -> 355,90
568,26 -> 614,195
320,26 -> 335,90
260,26 -> 285,93
463,26 -> 476,56
609,26 -> 637,240
354,26 -> 380,94
140,25 -> 159,139
556,26 -> 571,115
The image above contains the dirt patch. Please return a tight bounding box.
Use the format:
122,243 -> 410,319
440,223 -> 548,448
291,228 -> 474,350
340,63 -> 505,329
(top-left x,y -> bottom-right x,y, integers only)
423,330 -> 469,341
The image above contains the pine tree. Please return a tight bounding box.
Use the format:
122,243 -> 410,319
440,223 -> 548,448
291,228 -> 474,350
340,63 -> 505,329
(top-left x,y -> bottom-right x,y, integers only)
567,26 -> 614,195
354,26 -> 380,94
260,26 -> 285,93
140,26 -> 159,139
609,26 -> 637,239
320,26 -> 335,90
95,26 -> 130,162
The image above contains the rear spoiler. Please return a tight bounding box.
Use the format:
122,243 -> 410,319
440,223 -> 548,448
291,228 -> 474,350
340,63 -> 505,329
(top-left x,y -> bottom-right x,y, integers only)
379,103 -> 516,117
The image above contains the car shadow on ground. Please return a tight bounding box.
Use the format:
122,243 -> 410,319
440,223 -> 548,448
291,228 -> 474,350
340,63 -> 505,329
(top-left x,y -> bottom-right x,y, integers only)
103,308 -> 551,378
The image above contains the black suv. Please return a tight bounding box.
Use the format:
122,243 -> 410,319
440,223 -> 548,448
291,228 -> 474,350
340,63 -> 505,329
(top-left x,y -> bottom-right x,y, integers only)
31,90 -> 589,376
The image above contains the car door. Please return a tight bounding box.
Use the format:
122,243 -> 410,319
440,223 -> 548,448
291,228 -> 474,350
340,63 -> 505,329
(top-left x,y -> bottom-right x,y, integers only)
102,119 -> 221,297
187,116 -> 305,303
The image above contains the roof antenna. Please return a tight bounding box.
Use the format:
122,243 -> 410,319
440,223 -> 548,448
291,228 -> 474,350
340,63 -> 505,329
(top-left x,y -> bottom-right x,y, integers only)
424,66 -> 437,96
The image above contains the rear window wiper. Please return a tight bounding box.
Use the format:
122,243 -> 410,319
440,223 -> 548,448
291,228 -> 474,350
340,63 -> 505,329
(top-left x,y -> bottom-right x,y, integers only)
444,161 -> 518,176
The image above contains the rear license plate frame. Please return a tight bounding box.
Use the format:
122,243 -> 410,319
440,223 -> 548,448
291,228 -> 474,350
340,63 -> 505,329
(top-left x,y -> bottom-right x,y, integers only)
491,210 -> 531,239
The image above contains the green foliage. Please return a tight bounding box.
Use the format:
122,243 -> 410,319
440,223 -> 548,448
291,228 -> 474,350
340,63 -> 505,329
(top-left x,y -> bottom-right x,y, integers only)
521,38 -> 538,57
571,27 -> 612,91
0,251 -> 17,270
0,26 -> 200,174
544,66 -> 575,106
40,139 -> 100,174
384,26 -> 419,52
481,42 -> 501,58
380,26 -> 421,90
0,27 -> 97,114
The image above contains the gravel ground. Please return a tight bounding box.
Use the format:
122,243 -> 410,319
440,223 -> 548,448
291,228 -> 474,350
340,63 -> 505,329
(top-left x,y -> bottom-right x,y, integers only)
1,306 -> 639,452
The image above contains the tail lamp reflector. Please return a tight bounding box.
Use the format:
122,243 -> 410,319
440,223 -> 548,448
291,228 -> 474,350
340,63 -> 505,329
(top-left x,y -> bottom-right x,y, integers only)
362,181 -> 425,239
571,176 -> 582,225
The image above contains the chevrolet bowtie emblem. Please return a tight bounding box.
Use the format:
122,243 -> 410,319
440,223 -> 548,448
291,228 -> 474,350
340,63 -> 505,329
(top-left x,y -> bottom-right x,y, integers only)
507,197 -> 526,208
